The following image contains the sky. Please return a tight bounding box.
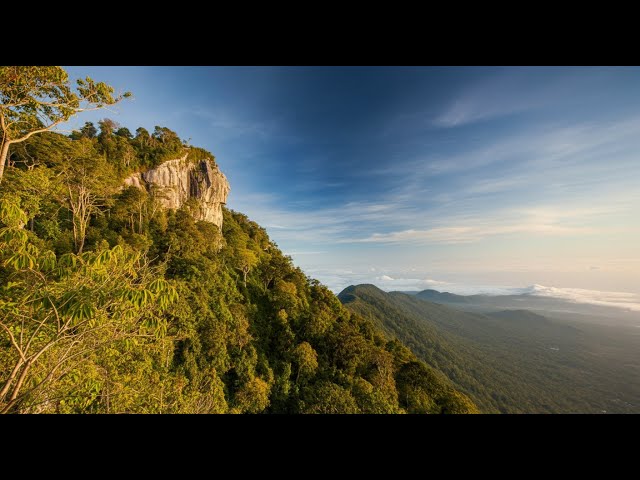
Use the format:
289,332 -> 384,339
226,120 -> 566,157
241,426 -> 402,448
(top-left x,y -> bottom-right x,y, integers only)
62,66 -> 640,305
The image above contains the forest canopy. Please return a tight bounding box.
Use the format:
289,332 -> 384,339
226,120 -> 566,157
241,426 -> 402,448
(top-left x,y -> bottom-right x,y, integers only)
0,66 -> 477,414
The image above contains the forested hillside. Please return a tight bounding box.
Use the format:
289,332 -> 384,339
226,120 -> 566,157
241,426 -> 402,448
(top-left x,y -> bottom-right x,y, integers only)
339,284 -> 640,413
0,67 -> 477,414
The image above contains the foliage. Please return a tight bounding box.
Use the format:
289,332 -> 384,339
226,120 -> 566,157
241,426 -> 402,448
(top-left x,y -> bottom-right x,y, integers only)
339,284 -> 640,414
0,154 -> 477,414
0,196 -> 176,413
0,67 -> 477,414
0,66 -> 130,182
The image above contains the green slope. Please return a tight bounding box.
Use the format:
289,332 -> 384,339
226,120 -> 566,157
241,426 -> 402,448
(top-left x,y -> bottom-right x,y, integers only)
0,127 -> 477,414
339,284 -> 640,413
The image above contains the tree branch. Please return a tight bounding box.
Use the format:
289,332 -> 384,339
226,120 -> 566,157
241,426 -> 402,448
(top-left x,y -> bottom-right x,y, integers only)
9,119 -> 65,144
0,321 -> 26,362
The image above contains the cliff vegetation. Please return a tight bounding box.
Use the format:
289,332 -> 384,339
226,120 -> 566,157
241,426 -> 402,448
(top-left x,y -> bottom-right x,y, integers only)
0,66 -> 477,414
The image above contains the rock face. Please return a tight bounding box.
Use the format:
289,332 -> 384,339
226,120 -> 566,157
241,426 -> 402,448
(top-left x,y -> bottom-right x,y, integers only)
123,154 -> 230,227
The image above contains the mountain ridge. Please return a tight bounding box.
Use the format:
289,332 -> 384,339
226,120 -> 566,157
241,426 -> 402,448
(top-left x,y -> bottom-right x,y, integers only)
339,283 -> 640,413
396,286 -> 640,324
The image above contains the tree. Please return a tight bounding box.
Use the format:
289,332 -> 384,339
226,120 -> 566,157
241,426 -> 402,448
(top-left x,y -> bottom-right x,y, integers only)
395,361 -> 478,414
69,122 -> 97,140
114,135 -> 136,170
0,165 -> 57,230
0,66 -> 131,183
0,198 -> 177,413
135,127 -> 151,146
232,377 -> 270,413
301,381 -> 360,414
98,118 -> 118,139
152,126 -> 180,145
60,139 -> 119,253
292,342 -> 318,383
111,186 -> 149,235
235,247 -> 258,287
115,127 -> 133,139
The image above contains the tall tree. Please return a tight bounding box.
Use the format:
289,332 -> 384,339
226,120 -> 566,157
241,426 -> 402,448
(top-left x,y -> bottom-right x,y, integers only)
60,139 -> 119,253
0,66 -> 131,183
0,197 -> 177,413
115,126 -> 133,139
98,118 -> 118,139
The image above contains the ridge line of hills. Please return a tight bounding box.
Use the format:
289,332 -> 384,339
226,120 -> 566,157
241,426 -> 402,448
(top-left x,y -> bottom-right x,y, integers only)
338,284 -> 639,413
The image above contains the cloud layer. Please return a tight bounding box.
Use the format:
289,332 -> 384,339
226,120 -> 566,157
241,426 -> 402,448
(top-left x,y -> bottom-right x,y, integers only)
62,67 -> 640,298
357,273 -> 640,312
522,284 -> 640,312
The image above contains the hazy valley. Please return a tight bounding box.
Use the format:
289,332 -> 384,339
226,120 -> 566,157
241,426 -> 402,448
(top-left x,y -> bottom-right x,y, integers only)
340,284 -> 639,413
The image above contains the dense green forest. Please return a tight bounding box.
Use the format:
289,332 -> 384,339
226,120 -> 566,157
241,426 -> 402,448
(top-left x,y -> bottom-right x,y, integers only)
339,284 -> 639,413
0,67 -> 477,414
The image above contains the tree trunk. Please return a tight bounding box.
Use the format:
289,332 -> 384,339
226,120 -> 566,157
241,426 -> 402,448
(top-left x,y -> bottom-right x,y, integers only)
73,218 -> 86,254
10,361 -> 31,402
77,236 -> 85,254
0,361 -> 31,413
70,189 -> 88,254
0,359 -> 24,401
0,141 -> 11,184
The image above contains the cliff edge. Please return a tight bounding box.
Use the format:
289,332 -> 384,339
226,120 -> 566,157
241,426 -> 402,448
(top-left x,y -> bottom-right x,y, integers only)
124,153 -> 230,227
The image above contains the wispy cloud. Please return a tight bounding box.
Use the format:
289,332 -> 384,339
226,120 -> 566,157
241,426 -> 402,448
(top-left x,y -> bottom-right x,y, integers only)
433,72 -> 542,127
342,223 -> 597,245
374,115 -> 640,183
230,116 -> 640,246
223,72 -> 640,296
337,202 -> 628,245
189,107 -> 277,139
432,68 -> 601,128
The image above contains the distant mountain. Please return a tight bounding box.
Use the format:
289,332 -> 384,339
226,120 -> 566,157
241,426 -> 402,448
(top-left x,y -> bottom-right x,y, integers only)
409,288 -> 639,326
339,284 -> 640,413
415,289 -> 474,304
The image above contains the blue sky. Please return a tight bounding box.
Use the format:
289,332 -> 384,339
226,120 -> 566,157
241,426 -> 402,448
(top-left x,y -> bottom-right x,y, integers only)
62,66 -> 640,302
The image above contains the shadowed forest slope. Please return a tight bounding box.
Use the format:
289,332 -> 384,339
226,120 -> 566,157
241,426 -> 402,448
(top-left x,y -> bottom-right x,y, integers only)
339,284 -> 639,413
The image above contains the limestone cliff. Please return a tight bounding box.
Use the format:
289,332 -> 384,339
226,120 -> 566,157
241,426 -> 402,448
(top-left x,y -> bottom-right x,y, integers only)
123,153 -> 230,227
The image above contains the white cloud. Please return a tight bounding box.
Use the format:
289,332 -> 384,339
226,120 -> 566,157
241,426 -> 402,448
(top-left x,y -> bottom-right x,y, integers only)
424,278 -> 449,286
369,275 -> 452,291
523,284 -> 640,312
343,222 -> 597,245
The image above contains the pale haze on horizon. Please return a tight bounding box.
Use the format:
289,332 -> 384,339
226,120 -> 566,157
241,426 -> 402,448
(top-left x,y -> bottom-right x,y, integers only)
62,66 -> 640,308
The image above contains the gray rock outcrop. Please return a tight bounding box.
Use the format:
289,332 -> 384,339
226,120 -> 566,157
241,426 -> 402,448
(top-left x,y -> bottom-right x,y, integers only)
123,153 -> 230,227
